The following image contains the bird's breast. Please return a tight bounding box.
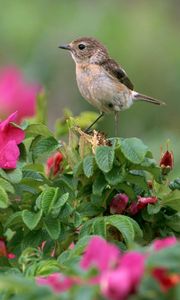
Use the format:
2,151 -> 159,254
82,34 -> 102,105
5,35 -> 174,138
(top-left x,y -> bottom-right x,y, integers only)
76,64 -> 102,101
75,63 -> 132,112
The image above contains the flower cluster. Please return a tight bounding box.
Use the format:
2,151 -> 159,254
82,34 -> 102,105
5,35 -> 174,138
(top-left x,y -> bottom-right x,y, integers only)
37,236 -> 179,300
37,236 -> 145,300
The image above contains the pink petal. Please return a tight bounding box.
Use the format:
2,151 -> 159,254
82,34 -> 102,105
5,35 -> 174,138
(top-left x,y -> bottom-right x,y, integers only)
120,252 -> 145,288
100,269 -> 131,300
153,237 -> 177,251
0,111 -> 18,131
36,273 -> 74,293
0,140 -> 19,169
80,236 -> 120,273
1,124 -> 25,145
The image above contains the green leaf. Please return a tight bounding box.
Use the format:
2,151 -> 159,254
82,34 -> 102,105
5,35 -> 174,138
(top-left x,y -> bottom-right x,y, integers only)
22,169 -> 44,182
0,186 -> 9,208
80,215 -> 139,246
93,218 -> 106,237
0,178 -> 15,193
70,236 -> 94,256
165,213 -> 180,232
22,230 -> 46,249
5,168 -> 22,184
161,190 -> 180,211
125,216 -> 143,240
105,165 -> 126,185
53,192 -> 69,209
78,202 -> 103,218
44,217 -> 61,240
41,187 -> 59,215
51,193 -> 69,217
126,173 -> 148,190
95,145 -> 114,173
92,173 -> 107,196
59,203 -> 74,220
147,202 -> 161,215
22,210 -> 42,230
19,143 -> 27,162
5,211 -> 22,228
35,260 -> 60,276
105,215 -> 135,246
31,136 -> 60,160
83,155 -> 94,178
117,183 -> 136,199
25,124 -> 53,137
121,138 -> 148,164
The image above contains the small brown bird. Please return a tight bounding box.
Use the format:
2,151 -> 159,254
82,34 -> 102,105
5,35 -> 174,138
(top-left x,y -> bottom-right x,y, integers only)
59,37 -> 165,134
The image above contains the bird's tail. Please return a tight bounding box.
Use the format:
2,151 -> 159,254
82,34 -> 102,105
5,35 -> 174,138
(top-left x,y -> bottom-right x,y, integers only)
132,91 -> 166,106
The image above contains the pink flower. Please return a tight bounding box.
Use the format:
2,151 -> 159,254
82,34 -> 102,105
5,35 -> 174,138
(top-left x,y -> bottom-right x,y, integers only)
80,236 -> 120,273
153,237 -> 177,251
100,252 -> 145,300
0,66 -> 39,123
110,193 -> 129,214
46,152 -> 63,177
0,112 -> 25,169
127,196 -> 158,215
36,273 -> 74,293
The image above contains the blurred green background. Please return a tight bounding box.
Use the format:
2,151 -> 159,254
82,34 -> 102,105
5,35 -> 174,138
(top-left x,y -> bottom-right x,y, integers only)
0,0 -> 179,175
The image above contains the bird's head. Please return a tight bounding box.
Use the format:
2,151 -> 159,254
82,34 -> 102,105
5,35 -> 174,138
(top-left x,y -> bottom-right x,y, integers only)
59,37 -> 109,64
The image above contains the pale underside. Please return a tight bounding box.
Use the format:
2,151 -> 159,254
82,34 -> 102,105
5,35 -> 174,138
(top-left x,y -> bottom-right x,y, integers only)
76,63 -> 133,113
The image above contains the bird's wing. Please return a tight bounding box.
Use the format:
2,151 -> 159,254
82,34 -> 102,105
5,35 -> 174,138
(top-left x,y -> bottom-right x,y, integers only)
101,58 -> 134,90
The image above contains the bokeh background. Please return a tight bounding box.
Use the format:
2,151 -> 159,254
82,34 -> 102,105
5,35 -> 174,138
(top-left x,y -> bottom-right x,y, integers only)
0,0 -> 179,175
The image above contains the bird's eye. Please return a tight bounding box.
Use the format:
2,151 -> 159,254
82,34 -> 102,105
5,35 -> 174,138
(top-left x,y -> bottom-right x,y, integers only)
78,43 -> 85,50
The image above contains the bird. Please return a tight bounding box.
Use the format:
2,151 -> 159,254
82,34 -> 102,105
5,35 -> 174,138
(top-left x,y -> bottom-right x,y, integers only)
59,37 -> 165,135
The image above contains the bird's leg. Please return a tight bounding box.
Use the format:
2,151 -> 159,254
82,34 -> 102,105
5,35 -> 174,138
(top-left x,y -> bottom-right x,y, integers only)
85,112 -> 104,133
114,111 -> 119,136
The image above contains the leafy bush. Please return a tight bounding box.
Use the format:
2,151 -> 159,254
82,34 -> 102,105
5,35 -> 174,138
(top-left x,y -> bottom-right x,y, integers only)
0,99 -> 180,299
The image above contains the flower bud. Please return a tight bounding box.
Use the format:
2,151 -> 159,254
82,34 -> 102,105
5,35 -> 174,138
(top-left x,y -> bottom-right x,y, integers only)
110,193 -> 129,214
160,150 -> 174,175
46,152 -> 63,177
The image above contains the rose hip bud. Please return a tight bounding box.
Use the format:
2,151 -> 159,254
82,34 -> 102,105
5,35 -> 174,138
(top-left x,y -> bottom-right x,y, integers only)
0,237 -> 8,257
160,150 -> 174,175
127,196 -> 158,215
46,152 -> 63,177
110,193 -> 129,214
137,196 -> 158,210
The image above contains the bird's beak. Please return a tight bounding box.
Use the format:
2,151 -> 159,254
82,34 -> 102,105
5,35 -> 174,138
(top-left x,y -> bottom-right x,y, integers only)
58,44 -> 71,51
